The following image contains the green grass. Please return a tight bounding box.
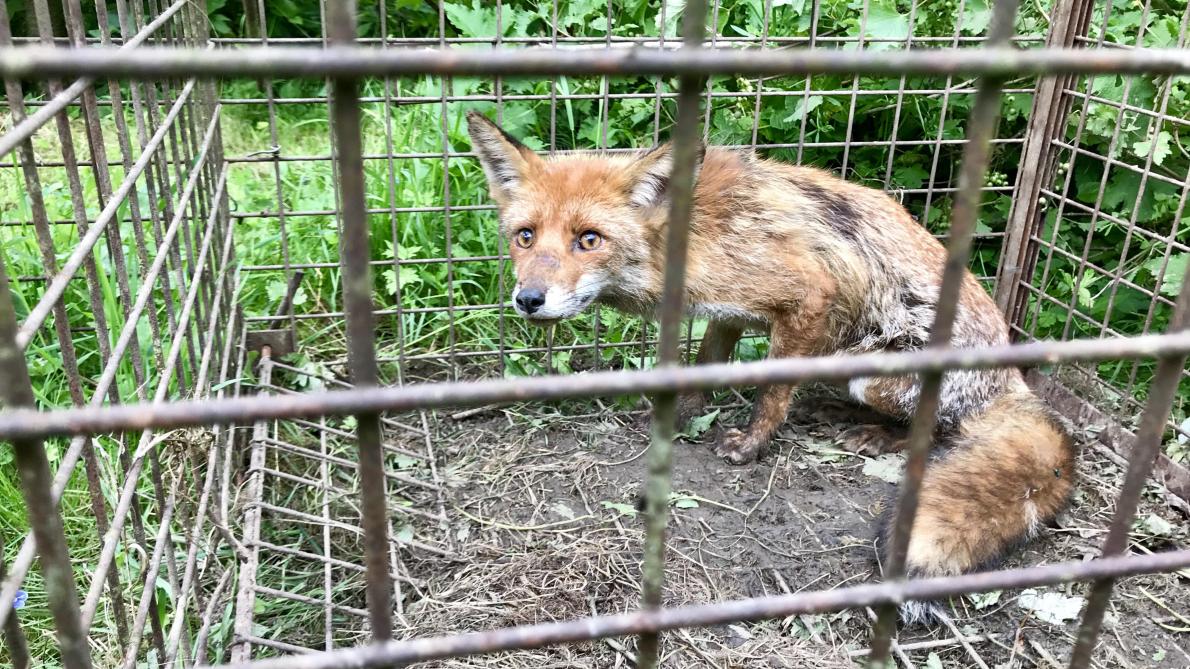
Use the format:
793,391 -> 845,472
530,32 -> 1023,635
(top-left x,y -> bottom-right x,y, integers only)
0,0 -> 1187,664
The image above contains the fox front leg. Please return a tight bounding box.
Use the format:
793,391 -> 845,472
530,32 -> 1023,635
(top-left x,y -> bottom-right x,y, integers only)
715,305 -> 827,464
676,321 -> 743,427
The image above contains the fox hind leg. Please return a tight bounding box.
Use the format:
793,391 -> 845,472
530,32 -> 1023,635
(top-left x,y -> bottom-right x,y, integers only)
837,375 -> 918,455
838,423 -> 909,456
676,321 -> 743,427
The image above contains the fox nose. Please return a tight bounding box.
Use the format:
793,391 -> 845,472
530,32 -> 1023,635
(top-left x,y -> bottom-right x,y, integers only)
516,288 -> 546,314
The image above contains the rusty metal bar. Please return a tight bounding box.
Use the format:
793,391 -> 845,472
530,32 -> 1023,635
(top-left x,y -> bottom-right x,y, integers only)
0,548 -> 29,669
376,1 -> 407,383
15,77 -> 200,349
918,0 -> 971,265
1023,0 -> 1122,342
190,85 -> 1042,107
0,249 -> 91,669
0,45 -> 1187,79
1067,279 -> 1190,667
218,138 -> 1027,163
3,331 -> 1189,443
230,348 -> 273,663
0,3 -> 135,649
434,0 -> 459,377
637,0 -> 707,665
203,34 -> 1045,46
994,0 -> 1093,317
77,154 -> 229,635
216,548 -> 1190,669
838,0 -> 874,176
325,0 -> 393,642
157,212 -> 238,666
164,291 -> 236,665
0,132 -> 226,628
868,0 -> 1021,662
1056,1 -> 1153,347
0,0 -> 187,158
119,485 -> 178,669
192,567 -> 233,666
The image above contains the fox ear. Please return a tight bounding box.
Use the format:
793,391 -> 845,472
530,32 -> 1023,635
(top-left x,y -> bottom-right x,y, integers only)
466,111 -> 541,204
626,140 -> 705,210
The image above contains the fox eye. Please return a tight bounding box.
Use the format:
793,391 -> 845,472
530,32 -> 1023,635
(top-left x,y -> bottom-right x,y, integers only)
577,231 -> 602,251
515,228 -> 534,248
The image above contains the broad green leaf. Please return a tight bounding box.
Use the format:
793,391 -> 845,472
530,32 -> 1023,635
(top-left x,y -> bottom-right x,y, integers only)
960,0 -> 991,34
856,0 -> 909,49
781,95 -> 823,124
679,409 -> 720,438
1102,171 -> 1140,210
443,0 -> 514,38
1077,270 -> 1097,309
266,280 -> 288,303
396,244 -> 422,260
383,267 -> 423,296
657,0 -> 684,38
1132,131 -> 1172,166
894,165 -> 929,190
1145,253 -> 1188,297
1146,18 -> 1177,47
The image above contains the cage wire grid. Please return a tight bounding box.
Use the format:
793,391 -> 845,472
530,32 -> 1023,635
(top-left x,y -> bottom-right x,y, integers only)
0,0 -> 1187,667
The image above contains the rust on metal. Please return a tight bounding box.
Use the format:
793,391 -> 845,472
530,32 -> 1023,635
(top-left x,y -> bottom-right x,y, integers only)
219,549 -> 1190,669
869,0 -> 1021,663
1067,274 -> 1190,667
637,1 -> 707,665
2,332 -> 1189,442
0,45 -> 1188,79
326,0 -> 394,642
244,330 -> 296,357
1,0 -> 1188,667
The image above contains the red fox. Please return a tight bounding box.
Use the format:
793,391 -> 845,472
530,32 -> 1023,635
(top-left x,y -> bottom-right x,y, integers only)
466,111 -> 1076,620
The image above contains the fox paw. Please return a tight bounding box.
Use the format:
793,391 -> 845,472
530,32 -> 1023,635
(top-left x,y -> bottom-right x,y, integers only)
838,424 -> 907,456
714,428 -> 763,464
791,397 -> 863,425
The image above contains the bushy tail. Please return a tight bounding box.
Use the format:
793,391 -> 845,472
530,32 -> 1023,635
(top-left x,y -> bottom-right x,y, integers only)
880,391 -> 1077,623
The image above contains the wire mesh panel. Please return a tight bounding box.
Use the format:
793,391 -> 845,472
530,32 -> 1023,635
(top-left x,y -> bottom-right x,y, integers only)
0,0 -> 1188,668
996,0 -> 1190,502
0,0 -> 232,666
216,2 -> 1061,660
225,0 -> 1054,382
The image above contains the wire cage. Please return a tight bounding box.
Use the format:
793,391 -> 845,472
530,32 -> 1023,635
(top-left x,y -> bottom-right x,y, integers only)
0,0 -> 1188,667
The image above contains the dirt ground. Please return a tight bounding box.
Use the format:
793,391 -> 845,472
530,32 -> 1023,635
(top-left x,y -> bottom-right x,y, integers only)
246,366 -> 1190,668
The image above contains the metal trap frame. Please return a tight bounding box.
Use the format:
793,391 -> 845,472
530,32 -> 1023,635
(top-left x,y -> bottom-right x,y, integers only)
0,0 -> 1188,667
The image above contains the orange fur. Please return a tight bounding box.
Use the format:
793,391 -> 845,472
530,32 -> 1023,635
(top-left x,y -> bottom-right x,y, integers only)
466,112 -> 1078,614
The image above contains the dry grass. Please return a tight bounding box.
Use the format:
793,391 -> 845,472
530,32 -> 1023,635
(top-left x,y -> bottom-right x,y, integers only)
217,354 -> 1190,668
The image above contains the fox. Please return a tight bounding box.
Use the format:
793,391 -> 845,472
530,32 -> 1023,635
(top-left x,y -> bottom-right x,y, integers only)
465,110 -> 1077,621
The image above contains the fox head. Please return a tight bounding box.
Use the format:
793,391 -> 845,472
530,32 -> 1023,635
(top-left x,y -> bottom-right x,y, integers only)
466,111 -> 703,324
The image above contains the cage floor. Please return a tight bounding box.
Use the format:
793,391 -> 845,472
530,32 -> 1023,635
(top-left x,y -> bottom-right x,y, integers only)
225,347 -> 1190,668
